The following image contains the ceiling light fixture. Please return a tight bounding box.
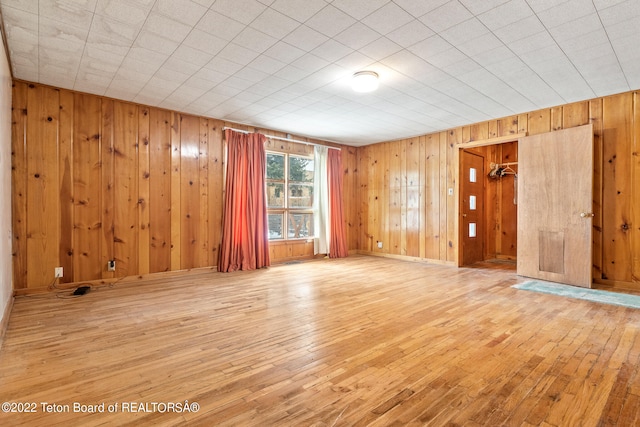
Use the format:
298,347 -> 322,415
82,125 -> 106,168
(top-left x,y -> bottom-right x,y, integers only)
352,71 -> 379,93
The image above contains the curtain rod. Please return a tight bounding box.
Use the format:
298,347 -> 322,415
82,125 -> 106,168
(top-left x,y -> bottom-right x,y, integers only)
223,127 -> 341,151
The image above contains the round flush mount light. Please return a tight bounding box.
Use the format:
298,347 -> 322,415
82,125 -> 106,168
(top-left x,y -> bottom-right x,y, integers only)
352,71 -> 379,93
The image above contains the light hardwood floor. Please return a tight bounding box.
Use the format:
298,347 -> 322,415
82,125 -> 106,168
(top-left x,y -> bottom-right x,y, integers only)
0,255 -> 639,426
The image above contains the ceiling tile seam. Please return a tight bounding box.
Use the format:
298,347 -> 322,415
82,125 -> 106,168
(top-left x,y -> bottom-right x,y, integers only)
591,0 -> 630,90
430,6 -> 557,115
522,0 -> 598,100
71,0 -> 100,93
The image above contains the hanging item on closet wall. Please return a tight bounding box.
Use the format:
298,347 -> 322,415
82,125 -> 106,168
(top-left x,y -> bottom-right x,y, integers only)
488,162 -> 518,205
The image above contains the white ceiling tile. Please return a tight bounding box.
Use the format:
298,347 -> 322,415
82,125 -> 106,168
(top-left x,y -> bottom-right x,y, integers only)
334,51 -> 374,71
1,0 -> 37,13
510,31 -> 555,56
250,8 -> 300,39
95,0 -> 151,26
526,0 -> 570,14
283,25 -> 329,52
459,0 -> 510,14
204,56 -> 245,75
478,0 -> 533,31
536,0 -> 596,28
182,29 -> 228,56
86,15 -> 138,55
196,10 -> 245,41
290,53 -> 329,73
392,0 -> 450,17
170,44 -> 213,68
362,2 -> 414,35
492,14 -> 546,44
598,0 -> 640,26
386,19 -> 434,47
306,5 -> 356,38
440,18 -> 487,45
154,0 -> 208,26
216,43 -> 261,66
331,0 -> 388,20
210,0 -> 267,25
1,6 -> 38,44
311,39 -> 353,62
334,22 -> 381,50
359,37 -> 402,61
270,0 -> 328,22
263,41 -> 307,63
134,30 -> 179,55
38,0 -> 94,30
247,55 -> 288,74
458,33 -> 503,57
419,0 -> 473,33
232,27 -> 278,54
407,35 -> 453,61
143,13 -> 192,43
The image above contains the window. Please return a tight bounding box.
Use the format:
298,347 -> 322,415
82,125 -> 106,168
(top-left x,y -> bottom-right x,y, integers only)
266,152 -> 314,240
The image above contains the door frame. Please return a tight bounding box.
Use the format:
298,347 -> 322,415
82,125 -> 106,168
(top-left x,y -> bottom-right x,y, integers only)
456,134 -> 525,267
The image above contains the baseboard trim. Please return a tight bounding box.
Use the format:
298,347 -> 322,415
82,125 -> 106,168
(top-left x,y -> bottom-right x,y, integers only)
356,250 -> 455,266
0,296 -> 14,350
13,266 -> 219,296
593,278 -> 640,292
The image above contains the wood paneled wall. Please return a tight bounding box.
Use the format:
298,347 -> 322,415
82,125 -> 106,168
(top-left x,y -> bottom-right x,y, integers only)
11,81 -> 353,291
356,91 -> 640,286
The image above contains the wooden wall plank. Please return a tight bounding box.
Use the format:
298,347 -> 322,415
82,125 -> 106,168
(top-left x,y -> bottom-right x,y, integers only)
26,85 -> 60,287
180,115 -> 200,270
11,82 -> 28,289
424,134 -> 440,260
590,99 -> 604,280
439,132 -> 448,260
632,93 -> 640,282
498,116 -> 518,137
198,118 -> 210,268
170,112 -> 181,271
389,141 -> 402,254
563,101 -> 590,129
528,109 -> 551,135
551,106 -> 563,131
101,99 -> 115,280
446,129 -> 460,262
149,109 -> 172,273
602,93 -> 633,282
406,138 -> 420,257
499,142 -> 518,258
113,101 -> 139,278
58,90 -> 74,284
208,120 -> 223,267
138,106 -> 150,275
73,93 -> 102,281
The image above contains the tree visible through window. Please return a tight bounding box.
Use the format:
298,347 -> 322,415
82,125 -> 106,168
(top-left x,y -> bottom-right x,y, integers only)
266,152 -> 314,240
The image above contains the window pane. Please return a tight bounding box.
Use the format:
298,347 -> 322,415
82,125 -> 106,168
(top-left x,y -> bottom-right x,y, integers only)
266,153 -> 285,180
469,167 -> 477,183
469,195 -> 476,210
288,213 -> 314,239
267,182 -> 285,208
268,214 -> 284,240
469,222 -> 476,238
289,155 -> 313,183
289,183 -> 313,208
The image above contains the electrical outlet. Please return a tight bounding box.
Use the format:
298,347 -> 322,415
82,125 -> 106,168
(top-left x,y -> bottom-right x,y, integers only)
54,267 -> 63,278
108,260 -> 116,271
377,241 -> 383,249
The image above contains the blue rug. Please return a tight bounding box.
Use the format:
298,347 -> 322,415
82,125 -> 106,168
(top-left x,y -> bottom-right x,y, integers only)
512,280 -> 640,309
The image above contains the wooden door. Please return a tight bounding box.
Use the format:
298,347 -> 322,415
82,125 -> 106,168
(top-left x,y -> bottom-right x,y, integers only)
461,151 -> 484,266
517,124 -> 593,287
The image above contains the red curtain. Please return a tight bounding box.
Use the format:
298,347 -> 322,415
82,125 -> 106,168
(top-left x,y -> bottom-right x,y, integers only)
218,130 -> 270,272
328,149 -> 348,258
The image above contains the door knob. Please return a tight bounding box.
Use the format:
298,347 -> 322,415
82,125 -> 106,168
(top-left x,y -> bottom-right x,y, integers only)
462,213 -> 467,217
580,212 -> 594,218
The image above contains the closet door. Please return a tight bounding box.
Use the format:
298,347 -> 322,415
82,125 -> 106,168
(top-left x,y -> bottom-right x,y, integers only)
517,124 -> 593,288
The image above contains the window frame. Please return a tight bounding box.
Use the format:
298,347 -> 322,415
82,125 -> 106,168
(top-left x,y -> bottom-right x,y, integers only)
266,151 -> 315,241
